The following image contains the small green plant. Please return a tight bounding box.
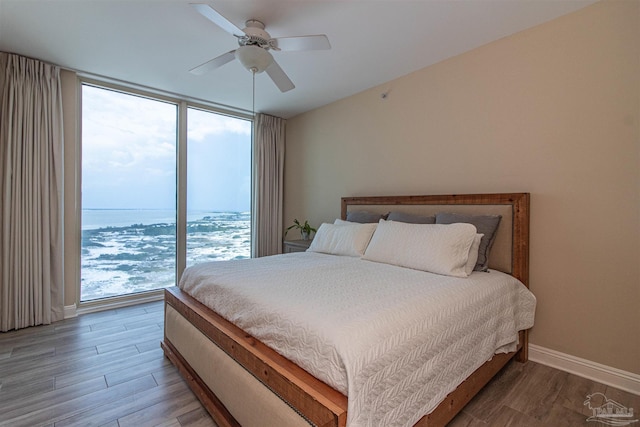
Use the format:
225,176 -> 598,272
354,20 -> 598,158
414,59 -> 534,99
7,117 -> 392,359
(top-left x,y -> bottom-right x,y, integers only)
285,219 -> 316,240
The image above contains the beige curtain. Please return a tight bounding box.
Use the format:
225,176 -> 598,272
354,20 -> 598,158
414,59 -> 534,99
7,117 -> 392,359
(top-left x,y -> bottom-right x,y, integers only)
252,113 -> 286,257
0,53 -> 64,331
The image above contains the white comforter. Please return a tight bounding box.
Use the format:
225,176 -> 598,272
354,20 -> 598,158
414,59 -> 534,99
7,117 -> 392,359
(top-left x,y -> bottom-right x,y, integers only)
179,252 -> 536,427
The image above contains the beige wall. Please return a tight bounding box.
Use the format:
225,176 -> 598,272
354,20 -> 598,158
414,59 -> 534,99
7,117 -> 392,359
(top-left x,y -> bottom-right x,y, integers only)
285,1 -> 639,374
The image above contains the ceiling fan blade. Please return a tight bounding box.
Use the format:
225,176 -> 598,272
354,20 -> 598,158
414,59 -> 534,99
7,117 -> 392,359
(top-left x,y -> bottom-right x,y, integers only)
189,50 -> 236,75
265,60 -> 295,92
190,3 -> 244,37
272,35 -> 330,51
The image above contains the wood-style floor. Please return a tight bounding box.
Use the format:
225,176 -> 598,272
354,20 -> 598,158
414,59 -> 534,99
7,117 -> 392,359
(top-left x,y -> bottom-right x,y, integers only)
0,301 -> 637,427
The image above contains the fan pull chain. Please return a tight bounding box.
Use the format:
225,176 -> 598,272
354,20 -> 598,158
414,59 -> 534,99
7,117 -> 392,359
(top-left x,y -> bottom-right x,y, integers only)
252,70 -> 256,118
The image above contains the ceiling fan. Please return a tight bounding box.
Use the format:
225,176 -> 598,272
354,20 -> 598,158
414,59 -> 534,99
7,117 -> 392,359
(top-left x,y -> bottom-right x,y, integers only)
189,3 -> 331,92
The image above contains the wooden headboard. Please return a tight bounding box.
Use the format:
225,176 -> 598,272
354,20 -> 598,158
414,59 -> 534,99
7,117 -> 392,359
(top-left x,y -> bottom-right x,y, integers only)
341,193 -> 530,287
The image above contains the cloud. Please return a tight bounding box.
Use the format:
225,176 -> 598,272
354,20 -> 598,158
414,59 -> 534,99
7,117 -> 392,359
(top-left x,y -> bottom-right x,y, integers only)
187,107 -> 252,143
82,86 -> 177,174
81,84 -> 251,211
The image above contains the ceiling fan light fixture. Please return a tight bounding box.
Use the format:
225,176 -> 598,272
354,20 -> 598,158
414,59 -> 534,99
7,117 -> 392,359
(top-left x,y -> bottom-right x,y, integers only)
236,45 -> 273,74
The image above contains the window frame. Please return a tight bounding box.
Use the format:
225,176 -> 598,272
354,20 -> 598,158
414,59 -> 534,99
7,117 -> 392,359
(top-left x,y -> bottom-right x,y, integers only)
75,78 -> 253,311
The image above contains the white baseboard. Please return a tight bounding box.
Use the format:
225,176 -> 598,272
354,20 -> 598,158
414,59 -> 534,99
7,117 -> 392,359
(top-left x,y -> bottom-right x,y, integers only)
63,304 -> 77,319
528,344 -> 640,395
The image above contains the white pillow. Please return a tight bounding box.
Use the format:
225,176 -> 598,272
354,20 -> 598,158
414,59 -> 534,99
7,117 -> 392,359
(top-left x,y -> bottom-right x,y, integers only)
307,222 -> 377,257
465,234 -> 484,276
363,220 -> 477,277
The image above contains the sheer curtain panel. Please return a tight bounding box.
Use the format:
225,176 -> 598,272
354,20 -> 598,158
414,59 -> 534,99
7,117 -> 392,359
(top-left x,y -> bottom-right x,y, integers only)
253,113 -> 285,257
0,53 -> 64,331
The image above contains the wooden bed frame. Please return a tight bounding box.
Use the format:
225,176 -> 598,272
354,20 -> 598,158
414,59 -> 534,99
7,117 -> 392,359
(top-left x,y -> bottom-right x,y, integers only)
162,193 -> 531,427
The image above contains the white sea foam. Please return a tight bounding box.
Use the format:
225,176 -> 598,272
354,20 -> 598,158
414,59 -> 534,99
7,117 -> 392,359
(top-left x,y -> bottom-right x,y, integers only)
81,210 -> 250,301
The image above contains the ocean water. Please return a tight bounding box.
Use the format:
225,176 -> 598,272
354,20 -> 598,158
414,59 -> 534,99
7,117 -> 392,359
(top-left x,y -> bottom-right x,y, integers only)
81,210 -> 250,301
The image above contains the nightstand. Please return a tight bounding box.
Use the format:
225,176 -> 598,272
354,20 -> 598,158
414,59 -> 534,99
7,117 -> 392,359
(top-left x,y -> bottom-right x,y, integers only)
283,239 -> 312,253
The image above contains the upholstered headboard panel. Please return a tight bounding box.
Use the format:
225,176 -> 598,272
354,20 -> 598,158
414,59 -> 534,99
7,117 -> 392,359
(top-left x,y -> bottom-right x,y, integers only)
341,193 -> 530,286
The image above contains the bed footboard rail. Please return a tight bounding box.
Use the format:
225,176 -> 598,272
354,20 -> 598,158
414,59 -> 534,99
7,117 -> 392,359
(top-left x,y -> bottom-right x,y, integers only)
163,286 -> 348,427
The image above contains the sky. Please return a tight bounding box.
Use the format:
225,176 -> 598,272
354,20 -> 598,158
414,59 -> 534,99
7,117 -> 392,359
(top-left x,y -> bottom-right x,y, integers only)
82,85 -> 252,212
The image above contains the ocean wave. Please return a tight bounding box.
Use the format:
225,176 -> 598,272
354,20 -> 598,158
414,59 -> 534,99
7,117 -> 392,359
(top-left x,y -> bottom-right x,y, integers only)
81,214 -> 250,301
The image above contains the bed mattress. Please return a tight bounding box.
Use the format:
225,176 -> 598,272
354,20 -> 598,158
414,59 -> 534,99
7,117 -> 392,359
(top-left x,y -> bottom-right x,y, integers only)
179,252 -> 536,427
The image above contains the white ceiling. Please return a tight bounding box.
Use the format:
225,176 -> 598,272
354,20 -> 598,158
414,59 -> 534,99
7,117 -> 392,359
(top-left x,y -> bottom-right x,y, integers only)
0,0 -> 596,119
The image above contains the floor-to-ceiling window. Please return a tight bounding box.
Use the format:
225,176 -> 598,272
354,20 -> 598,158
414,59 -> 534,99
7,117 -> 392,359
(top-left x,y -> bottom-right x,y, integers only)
186,107 -> 252,267
81,84 -> 251,302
